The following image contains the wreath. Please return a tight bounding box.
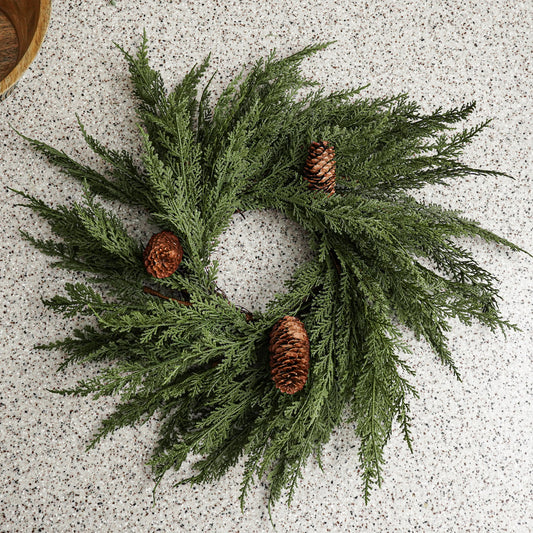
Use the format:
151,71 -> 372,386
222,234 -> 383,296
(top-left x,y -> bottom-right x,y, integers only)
13,35 -> 525,511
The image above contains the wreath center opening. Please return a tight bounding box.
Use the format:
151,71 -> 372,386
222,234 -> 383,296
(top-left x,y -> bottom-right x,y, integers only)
210,209 -> 315,313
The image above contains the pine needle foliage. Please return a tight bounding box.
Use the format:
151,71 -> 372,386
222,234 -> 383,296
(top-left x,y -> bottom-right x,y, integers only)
14,34 -> 526,510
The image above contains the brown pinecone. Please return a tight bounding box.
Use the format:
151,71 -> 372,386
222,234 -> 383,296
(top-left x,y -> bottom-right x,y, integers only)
303,141 -> 336,195
269,316 -> 310,394
143,231 -> 183,278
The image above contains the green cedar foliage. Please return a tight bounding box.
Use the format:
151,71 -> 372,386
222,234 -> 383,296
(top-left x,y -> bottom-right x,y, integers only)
14,33 -> 526,510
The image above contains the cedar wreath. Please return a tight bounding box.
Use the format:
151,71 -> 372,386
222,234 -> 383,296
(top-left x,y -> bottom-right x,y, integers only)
12,34 -> 527,512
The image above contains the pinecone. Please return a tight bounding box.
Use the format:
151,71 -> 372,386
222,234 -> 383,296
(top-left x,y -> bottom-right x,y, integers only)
143,231 -> 183,278
269,316 -> 310,394
303,141 -> 336,195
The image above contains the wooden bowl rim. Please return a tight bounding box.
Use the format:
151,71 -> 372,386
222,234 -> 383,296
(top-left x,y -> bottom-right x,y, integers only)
0,0 -> 52,95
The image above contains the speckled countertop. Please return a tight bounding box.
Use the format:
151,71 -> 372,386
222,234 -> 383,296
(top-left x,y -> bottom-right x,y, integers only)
1,1 -> 532,531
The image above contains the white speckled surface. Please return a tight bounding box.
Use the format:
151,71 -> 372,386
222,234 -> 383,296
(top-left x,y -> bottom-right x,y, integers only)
1,1 -> 532,531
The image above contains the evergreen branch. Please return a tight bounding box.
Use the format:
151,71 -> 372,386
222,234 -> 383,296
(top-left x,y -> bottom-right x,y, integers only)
75,115 -> 151,206
9,134 -> 130,203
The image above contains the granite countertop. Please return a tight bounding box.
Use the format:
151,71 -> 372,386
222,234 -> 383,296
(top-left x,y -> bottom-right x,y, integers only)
1,1 -> 532,531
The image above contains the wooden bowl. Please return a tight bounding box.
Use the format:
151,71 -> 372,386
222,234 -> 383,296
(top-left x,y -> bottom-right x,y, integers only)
0,0 -> 51,98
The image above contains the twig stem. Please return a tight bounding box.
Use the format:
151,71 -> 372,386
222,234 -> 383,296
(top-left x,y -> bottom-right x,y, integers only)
142,286 -> 192,306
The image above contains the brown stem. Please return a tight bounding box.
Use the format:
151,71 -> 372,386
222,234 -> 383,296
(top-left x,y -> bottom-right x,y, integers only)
142,286 -> 192,306
214,282 -> 254,321
143,285 -> 254,321
329,249 -> 342,275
